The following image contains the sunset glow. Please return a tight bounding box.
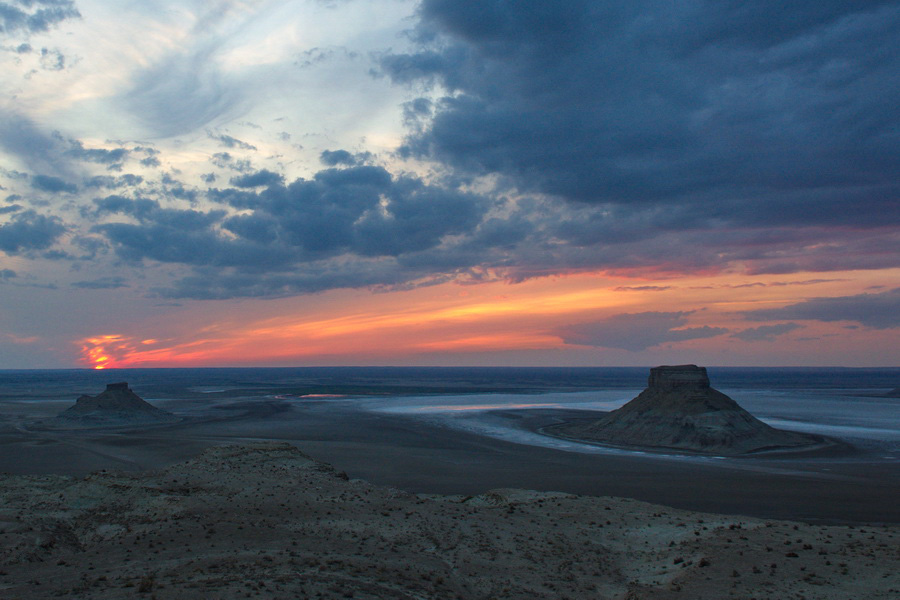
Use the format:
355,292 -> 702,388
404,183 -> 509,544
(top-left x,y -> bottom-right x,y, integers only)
70,268 -> 900,369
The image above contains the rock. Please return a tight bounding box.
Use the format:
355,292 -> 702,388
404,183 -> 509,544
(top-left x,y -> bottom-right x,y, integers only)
548,365 -> 827,456
47,382 -> 179,428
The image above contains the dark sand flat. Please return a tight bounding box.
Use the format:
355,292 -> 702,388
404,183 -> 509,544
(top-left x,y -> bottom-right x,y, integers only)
1,399 -> 898,525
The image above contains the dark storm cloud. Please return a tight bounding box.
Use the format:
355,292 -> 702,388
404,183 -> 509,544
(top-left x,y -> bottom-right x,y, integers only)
0,203 -> 22,214
0,0 -> 80,35
0,209 -> 65,253
731,323 -> 802,342
557,311 -> 729,351
744,288 -> 900,329
91,161 -> 490,297
154,260 -> 423,300
381,1 -> 900,234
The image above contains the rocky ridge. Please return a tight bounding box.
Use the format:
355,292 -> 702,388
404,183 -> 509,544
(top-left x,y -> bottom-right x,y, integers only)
0,442 -> 896,599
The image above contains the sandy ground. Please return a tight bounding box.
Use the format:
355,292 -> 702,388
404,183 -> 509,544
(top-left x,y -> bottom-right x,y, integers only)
0,442 -> 897,600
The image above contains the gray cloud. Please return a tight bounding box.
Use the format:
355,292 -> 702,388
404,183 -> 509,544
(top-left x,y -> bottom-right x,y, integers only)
38,46 -> 64,70
557,311 -> 729,351
229,169 -> 284,188
744,288 -> 900,329
84,174 -> 143,189
70,276 -> 130,289
0,110 -> 74,177
0,0 -> 80,36
123,44 -> 245,137
731,323 -> 803,342
209,132 -> 256,151
90,161 -> 491,297
320,149 -> 373,167
66,140 -> 129,165
0,209 -> 65,253
380,1 -> 900,238
30,173 -> 76,193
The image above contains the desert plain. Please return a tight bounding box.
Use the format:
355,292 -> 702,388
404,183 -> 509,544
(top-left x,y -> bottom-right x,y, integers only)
0,371 -> 898,599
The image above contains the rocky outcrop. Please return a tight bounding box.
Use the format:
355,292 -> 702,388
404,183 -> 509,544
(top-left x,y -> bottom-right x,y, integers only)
548,365 -> 826,456
47,382 -> 179,428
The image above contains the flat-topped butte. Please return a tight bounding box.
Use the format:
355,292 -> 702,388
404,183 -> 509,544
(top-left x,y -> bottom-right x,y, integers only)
548,365 -> 831,456
43,382 -> 179,428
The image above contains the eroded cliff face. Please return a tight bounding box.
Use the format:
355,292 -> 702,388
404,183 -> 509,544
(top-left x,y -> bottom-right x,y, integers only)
549,366 -> 829,456
647,365 -> 710,390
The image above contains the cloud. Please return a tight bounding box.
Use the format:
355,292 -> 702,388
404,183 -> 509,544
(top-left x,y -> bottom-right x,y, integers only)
84,174 -> 143,189
558,311 -> 729,351
0,110 -> 74,177
89,160 -> 491,297
38,46 -> 65,70
320,149 -> 372,167
30,173 -> 76,193
66,140 -> 129,165
744,288 -> 900,329
0,209 -> 65,253
0,268 -> 15,281
123,44 -> 246,137
209,132 -> 256,151
229,169 -> 284,188
71,276 -> 130,289
381,1 -> 900,232
614,285 -> 672,292
0,0 -> 81,36
731,323 -> 802,342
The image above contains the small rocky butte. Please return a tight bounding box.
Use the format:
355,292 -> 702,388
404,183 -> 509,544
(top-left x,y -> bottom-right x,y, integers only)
549,365 -> 828,456
47,382 -> 179,428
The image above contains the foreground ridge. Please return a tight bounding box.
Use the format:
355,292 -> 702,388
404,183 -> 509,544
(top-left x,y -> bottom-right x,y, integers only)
0,442 -> 896,599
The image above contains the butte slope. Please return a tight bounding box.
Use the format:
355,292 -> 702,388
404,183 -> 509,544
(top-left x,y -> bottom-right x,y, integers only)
548,365 -> 828,456
42,382 -> 179,428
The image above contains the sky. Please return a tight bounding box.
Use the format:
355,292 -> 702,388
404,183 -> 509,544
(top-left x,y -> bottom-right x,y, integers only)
0,0 -> 898,369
